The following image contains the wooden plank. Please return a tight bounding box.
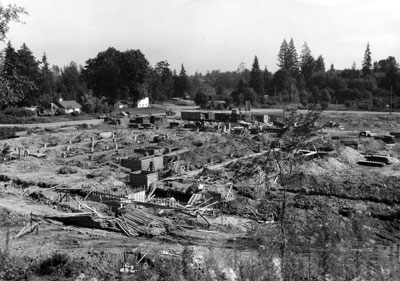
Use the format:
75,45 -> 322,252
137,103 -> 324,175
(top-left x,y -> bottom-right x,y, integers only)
15,222 -> 40,239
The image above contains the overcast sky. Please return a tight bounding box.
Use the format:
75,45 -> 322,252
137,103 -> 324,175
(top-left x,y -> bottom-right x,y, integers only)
2,0 -> 400,74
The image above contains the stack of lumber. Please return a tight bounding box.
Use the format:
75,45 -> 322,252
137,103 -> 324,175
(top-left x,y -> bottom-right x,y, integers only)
115,205 -> 173,237
45,212 -> 119,232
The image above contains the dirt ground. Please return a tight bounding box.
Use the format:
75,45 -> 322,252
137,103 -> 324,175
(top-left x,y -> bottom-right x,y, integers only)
1,109 -> 400,280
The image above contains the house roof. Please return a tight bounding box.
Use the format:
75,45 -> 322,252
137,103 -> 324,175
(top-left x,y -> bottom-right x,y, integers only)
55,100 -> 81,109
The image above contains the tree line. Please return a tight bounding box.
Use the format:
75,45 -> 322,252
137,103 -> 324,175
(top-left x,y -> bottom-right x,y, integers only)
0,4 -> 399,112
198,39 -> 399,110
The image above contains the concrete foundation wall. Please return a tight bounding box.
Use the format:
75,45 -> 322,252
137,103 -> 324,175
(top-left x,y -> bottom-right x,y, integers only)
121,156 -> 163,171
127,190 -> 146,202
130,172 -> 158,188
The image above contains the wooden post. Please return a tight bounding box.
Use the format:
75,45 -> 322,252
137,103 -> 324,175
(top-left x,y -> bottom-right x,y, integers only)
5,229 -> 10,253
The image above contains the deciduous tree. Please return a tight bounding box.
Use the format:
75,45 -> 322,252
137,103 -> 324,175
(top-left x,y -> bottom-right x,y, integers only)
82,47 -> 150,104
194,91 -> 208,108
0,4 -> 27,42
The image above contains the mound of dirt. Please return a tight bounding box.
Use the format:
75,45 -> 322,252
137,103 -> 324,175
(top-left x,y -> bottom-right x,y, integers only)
300,157 -> 347,175
58,166 -> 78,174
337,146 -> 364,166
359,138 -> 386,153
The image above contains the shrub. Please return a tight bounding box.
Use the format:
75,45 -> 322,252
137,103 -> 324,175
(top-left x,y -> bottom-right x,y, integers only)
35,252 -> 70,276
344,100 -> 352,109
0,127 -> 28,140
320,101 -> 329,110
3,107 -> 35,117
0,250 -> 28,281
0,114 -> 51,124
34,252 -> 80,278
56,108 -> 66,115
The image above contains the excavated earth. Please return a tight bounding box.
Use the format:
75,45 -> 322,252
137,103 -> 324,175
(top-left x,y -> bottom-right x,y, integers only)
1,114 -> 400,279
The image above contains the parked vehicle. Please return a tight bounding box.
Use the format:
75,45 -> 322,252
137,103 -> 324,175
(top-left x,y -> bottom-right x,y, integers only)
359,131 -> 376,137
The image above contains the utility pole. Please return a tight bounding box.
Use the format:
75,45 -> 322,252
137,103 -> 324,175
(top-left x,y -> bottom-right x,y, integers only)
336,100 -> 338,116
390,86 -> 393,115
291,84 -> 293,105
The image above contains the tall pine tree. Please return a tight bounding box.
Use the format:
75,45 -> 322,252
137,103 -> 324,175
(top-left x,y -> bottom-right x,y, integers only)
2,41 -> 19,77
314,55 -> 326,72
300,42 -> 314,80
37,53 -> 56,107
277,38 -> 299,76
174,64 -> 189,98
287,38 -> 299,76
16,43 -> 40,82
277,39 -> 288,69
249,56 -> 264,98
362,42 -> 372,77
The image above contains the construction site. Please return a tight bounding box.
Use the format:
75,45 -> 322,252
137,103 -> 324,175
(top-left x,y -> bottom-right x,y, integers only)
2,106 -> 400,280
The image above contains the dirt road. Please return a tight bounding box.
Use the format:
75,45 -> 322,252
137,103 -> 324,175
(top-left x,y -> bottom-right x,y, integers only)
0,118 -> 104,128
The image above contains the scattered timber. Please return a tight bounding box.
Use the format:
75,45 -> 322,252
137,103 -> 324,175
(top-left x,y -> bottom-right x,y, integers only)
357,161 -> 385,167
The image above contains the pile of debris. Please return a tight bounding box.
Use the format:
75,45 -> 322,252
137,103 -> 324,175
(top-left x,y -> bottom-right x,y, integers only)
357,154 -> 393,167
116,205 -> 173,237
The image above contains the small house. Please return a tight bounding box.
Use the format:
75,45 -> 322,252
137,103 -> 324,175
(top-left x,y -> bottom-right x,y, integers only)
136,97 -> 149,108
54,99 -> 82,114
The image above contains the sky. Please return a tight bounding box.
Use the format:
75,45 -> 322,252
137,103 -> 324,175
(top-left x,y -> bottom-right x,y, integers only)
1,0 -> 400,74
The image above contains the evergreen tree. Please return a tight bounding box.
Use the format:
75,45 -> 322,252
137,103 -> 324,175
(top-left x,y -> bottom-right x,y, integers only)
287,38 -> 299,76
277,39 -> 288,69
37,53 -> 56,107
263,66 -> 272,95
2,41 -> 19,77
237,78 -> 247,93
362,42 -> 372,77
249,56 -> 264,98
174,64 -> 189,97
277,38 -> 299,76
16,43 -> 40,82
0,5 -> 32,108
300,42 -> 314,80
0,42 -> 35,107
315,55 -> 326,72
10,43 -> 40,105
231,78 -> 246,105
58,62 -> 87,101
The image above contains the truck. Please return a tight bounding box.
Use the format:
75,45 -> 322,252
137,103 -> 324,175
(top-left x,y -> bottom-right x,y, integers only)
359,131 -> 376,137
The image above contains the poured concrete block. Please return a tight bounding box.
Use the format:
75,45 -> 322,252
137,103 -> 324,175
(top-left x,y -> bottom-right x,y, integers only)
130,171 -> 158,188
99,132 -> 113,139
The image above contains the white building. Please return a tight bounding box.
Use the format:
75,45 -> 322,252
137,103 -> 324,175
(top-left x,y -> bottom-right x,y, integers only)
136,97 -> 149,108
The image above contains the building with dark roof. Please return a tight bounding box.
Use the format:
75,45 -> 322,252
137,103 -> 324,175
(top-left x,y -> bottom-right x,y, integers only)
54,99 -> 82,114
